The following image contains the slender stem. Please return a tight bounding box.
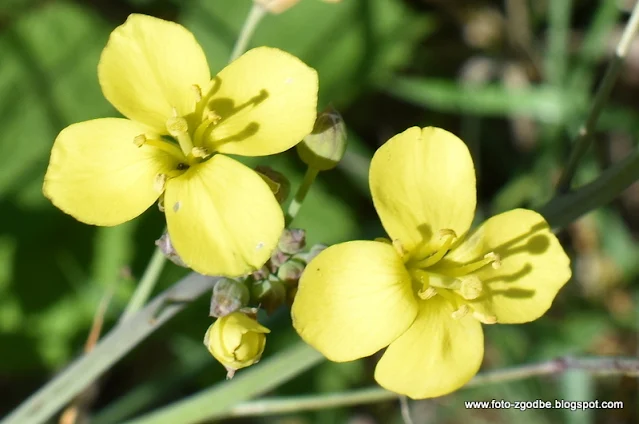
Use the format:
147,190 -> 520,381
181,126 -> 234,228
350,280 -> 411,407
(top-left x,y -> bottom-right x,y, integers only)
230,3 -> 267,61
120,247 -> 167,322
540,146 -> 639,229
1,273 -> 218,424
122,343 -> 324,424
286,166 -> 320,225
207,356 -> 639,419
399,396 -> 415,424
556,1 -> 639,192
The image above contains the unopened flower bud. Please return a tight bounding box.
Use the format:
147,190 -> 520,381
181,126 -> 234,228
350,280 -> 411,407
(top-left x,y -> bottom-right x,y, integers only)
255,165 -> 290,204
277,228 -> 306,255
270,249 -> 289,271
203,311 -> 270,378
277,259 -> 305,285
155,232 -> 187,267
209,278 -> 250,318
251,265 -> 270,282
297,107 -> 347,171
254,0 -> 300,14
251,278 -> 286,314
293,243 -> 328,264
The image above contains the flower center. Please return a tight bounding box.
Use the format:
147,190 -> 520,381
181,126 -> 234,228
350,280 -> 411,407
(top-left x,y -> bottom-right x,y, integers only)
407,228 -> 501,324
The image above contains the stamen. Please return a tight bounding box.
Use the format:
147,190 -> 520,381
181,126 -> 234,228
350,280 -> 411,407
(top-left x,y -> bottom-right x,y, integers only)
154,174 -> 168,193
451,304 -> 470,320
459,275 -> 483,300
191,146 -> 211,159
436,252 -> 502,278
166,116 -> 194,157
132,134 -> 185,159
392,239 -> 408,259
133,134 -> 147,147
472,311 -> 497,324
191,84 -> 203,103
414,229 -> 457,268
193,109 -> 222,148
418,286 -> 437,300
158,194 -> 165,212
374,237 -> 392,245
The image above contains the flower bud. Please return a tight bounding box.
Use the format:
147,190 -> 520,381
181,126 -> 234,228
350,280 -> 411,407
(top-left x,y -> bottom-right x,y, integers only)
277,228 -> 306,255
277,259 -> 305,286
254,0 -> 300,14
255,165 -> 290,204
270,248 -> 289,271
251,277 -> 286,314
155,232 -> 187,267
203,311 -> 270,378
209,278 -> 250,318
293,243 -> 328,264
296,107 -> 347,171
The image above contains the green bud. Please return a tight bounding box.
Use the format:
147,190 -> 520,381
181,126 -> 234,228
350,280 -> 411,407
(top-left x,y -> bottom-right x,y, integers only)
255,165 -> 291,204
251,265 -> 270,282
293,243 -> 328,264
277,259 -> 305,286
296,107 -> 347,171
251,278 -> 286,314
209,278 -> 250,318
155,232 -> 187,268
270,249 -> 289,271
277,228 -> 306,255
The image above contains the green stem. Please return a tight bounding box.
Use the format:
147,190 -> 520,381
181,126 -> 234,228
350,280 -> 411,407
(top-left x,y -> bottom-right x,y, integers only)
1,273 -> 218,424
206,356 -> 639,419
230,3 -> 267,61
545,0 -> 572,86
286,166 -> 320,225
120,246 -> 167,322
540,147 -> 639,229
556,1 -> 639,192
122,342 -> 324,424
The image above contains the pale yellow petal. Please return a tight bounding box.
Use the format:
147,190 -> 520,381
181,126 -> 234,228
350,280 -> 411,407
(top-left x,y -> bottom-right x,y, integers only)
200,47 -> 318,156
444,209 -> 572,323
164,155 -> 284,277
43,118 -> 181,226
292,241 -> 417,362
99,14 -> 210,132
375,296 -> 484,399
370,127 -> 476,259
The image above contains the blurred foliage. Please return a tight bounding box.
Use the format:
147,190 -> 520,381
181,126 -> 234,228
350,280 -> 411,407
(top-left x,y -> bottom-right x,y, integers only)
0,0 -> 637,423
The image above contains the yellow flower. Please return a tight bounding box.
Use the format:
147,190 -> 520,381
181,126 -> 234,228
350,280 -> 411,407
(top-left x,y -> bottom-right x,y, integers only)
292,127 -> 572,399
203,311 -> 270,377
42,14 -> 318,277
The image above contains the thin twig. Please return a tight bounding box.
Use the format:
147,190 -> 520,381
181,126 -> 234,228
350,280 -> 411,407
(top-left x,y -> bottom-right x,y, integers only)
557,1 -> 639,192
399,396 -> 415,424
2,273 -> 218,424
213,356 -> 639,419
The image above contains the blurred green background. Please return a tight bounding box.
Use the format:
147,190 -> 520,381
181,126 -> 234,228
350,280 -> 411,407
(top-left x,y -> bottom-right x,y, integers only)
0,0 -> 637,423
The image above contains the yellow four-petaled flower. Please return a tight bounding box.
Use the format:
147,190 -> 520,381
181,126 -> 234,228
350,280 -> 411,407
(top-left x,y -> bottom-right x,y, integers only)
292,127 -> 572,399
43,14 -> 318,277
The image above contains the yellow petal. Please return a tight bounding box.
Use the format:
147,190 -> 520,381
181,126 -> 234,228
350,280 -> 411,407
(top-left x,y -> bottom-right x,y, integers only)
43,118 -> 181,226
98,14 -> 210,132
374,296 -> 484,399
446,209 -> 572,323
201,47 -> 318,156
370,127 -> 476,259
164,154 -> 284,277
292,241 -> 417,362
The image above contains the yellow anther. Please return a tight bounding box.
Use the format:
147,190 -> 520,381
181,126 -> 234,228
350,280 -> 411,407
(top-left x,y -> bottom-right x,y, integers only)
374,237 -> 392,245
133,134 -> 147,147
191,84 -> 203,102
392,239 -> 408,259
154,174 -> 168,194
418,286 -> 438,300
484,252 -> 502,269
472,311 -> 497,324
191,147 -> 211,159
206,110 -> 222,124
437,229 -> 457,240
459,275 -> 483,300
451,304 -> 470,320
166,116 -> 189,136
